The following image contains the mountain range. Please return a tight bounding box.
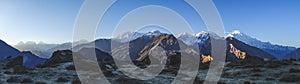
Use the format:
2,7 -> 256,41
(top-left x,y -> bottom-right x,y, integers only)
71,31 -> 277,67
14,40 -> 88,58
1,30 -> 299,67
177,30 -> 298,59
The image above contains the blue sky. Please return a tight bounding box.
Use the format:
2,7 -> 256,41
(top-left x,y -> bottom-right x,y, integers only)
0,0 -> 299,47
0,0 -> 83,44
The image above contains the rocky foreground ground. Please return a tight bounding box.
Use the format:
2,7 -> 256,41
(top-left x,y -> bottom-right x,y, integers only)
1,51 -> 300,84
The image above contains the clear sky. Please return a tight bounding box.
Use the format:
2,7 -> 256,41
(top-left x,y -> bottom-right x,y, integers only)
0,0 -> 299,47
0,0 -> 84,44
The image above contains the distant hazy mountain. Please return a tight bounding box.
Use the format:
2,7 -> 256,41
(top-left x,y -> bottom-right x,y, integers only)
14,40 -> 88,58
228,30 -> 296,59
114,30 -> 168,43
73,39 -> 121,53
73,30 -> 168,53
0,39 -> 46,67
47,40 -> 89,53
14,41 -> 58,51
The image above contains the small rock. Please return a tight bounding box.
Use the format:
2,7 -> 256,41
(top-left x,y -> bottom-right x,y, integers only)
66,65 -> 76,70
56,77 -> 69,82
6,77 -> 20,83
265,78 -> 275,81
193,77 -> 204,84
251,73 -> 261,77
103,70 -> 115,77
244,80 -> 251,84
34,81 -> 47,84
251,68 -> 262,72
20,78 -> 34,83
221,72 -> 230,77
265,63 -> 280,68
72,79 -> 81,84
4,71 -> 12,74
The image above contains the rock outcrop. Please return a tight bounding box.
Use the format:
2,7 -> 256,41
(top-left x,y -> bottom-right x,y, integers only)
43,50 -> 74,67
229,44 -> 246,59
201,55 -> 213,64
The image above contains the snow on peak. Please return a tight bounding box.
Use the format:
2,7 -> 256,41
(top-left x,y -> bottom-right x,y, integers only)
232,30 -> 241,34
114,30 -> 165,42
176,32 -> 197,45
231,30 -> 243,35
227,30 -> 243,37
227,34 -> 234,38
148,30 -> 162,34
151,30 -> 161,33
195,31 -> 208,37
114,32 -> 144,42
145,30 -> 164,36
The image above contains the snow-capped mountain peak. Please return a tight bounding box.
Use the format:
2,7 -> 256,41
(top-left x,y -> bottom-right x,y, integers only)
227,34 -> 234,38
177,31 -> 211,46
114,32 -> 144,42
111,30 -> 297,59
176,32 -> 197,45
231,30 -> 242,35
150,30 -> 161,34
227,30 -> 243,38
145,30 -> 164,36
194,31 -> 208,37
114,30 -> 166,42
